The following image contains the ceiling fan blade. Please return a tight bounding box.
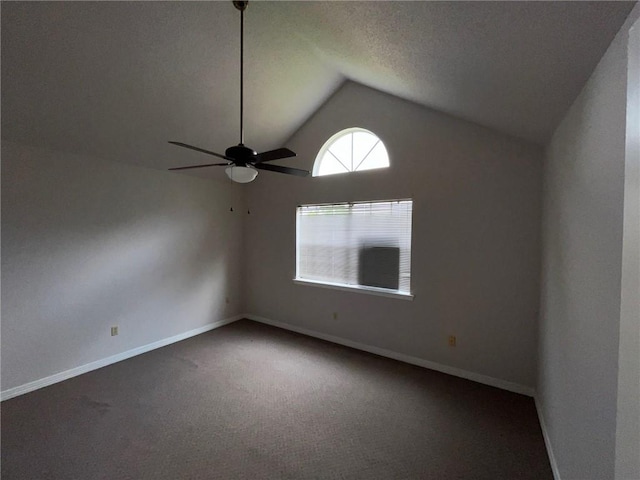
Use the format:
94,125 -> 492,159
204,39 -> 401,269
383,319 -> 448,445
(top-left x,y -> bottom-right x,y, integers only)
255,162 -> 310,177
168,162 -> 230,171
254,148 -> 296,164
168,141 -> 233,161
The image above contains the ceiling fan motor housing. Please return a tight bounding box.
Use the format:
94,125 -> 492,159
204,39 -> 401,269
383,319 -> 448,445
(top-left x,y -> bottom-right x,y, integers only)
225,144 -> 256,166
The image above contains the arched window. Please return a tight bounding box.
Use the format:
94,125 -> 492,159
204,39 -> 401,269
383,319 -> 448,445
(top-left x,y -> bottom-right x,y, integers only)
313,127 -> 390,177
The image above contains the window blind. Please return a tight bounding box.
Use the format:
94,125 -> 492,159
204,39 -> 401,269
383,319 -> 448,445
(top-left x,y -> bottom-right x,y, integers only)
296,200 -> 413,293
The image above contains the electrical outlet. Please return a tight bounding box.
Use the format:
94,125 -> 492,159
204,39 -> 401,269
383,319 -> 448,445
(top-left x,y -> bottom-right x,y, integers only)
111,326 -> 119,337
448,335 -> 456,347
332,312 -> 338,320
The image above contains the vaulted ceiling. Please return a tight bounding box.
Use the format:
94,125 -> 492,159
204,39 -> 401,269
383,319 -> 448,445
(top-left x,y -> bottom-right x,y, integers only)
2,1 -> 635,179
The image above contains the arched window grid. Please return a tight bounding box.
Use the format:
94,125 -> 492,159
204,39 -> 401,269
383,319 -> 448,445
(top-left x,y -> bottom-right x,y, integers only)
313,127 -> 390,177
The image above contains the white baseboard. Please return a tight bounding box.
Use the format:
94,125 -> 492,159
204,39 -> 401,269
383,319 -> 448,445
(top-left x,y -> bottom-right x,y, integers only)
245,314 -> 535,397
1,314 -> 243,401
535,396 -> 562,480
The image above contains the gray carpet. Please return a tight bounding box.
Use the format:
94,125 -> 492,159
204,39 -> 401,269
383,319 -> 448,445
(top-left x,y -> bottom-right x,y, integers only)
2,319 -> 552,479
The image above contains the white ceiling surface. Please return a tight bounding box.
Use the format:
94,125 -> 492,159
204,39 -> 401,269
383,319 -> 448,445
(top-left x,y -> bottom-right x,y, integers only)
2,1 -> 635,179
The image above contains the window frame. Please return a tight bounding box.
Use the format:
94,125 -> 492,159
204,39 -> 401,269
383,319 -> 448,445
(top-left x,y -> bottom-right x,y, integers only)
294,199 -> 414,301
312,127 -> 390,177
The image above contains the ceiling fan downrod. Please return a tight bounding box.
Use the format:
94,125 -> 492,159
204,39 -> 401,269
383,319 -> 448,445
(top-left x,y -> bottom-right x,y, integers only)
234,1 -> 248,146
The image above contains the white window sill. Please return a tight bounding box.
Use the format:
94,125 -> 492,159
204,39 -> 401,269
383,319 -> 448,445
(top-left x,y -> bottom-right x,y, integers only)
293,278 -> 414,301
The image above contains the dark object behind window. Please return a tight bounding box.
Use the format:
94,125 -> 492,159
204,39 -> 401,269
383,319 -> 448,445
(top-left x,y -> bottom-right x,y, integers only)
358,247 -> 400,290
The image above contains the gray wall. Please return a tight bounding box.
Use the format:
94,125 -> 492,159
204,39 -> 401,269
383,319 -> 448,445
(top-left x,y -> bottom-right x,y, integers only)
538,6 -> 639,479
244,82 -> 543,389
1,142 -> 245,392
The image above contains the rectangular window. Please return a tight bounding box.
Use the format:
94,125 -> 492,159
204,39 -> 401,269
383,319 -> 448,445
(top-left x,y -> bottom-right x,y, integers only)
296,199 -> 413,298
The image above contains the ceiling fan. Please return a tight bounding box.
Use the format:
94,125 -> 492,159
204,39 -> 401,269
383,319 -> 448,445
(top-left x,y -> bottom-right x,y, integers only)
168,1 -> 310,183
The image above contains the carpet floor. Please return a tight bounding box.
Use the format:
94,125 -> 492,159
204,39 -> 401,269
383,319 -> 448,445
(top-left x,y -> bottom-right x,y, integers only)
2,319 -> 552,479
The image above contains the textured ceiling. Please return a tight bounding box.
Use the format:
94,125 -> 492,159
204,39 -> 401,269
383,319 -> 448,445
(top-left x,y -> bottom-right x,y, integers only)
2,1 -> 635,179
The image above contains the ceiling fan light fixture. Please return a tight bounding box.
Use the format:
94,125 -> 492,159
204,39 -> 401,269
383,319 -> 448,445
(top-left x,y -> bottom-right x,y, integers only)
225,165 -> 258,183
